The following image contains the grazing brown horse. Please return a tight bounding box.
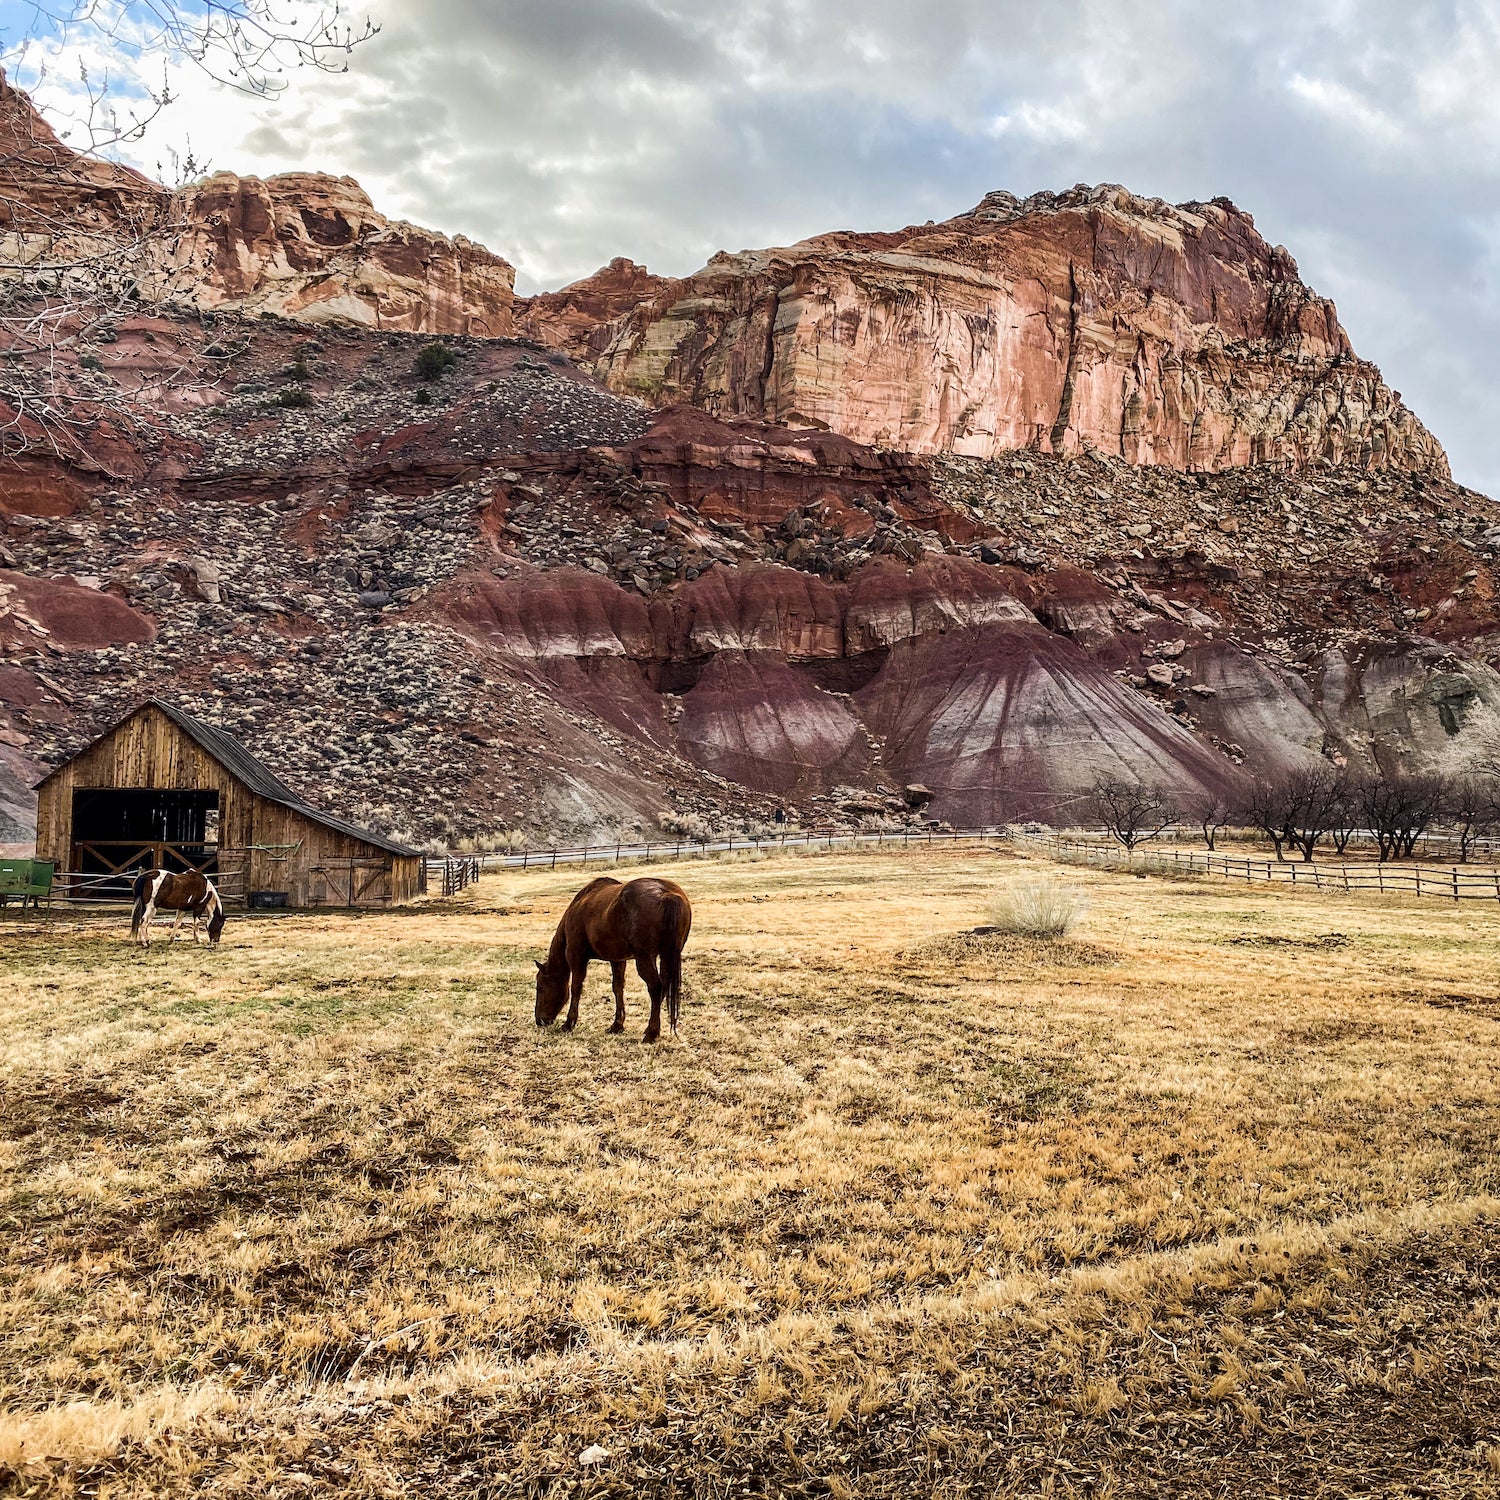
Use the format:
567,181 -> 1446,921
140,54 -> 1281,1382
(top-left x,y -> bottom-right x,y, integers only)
535,876 -> 692,1042
130,869 -> 226,948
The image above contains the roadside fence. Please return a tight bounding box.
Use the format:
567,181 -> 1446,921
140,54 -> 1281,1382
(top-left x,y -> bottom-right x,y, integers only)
484,827 -> 1006,872
1015,832 -> 1500,903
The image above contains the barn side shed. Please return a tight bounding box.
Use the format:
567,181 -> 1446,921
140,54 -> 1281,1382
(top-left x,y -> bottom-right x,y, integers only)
33,700 -> 423,907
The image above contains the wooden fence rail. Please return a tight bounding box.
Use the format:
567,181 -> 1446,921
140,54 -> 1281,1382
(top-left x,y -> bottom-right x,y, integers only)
1016,833 -> 1500,902
52,865 -> 249,907
491,828 -> 1005,871
423,856 -> 481,896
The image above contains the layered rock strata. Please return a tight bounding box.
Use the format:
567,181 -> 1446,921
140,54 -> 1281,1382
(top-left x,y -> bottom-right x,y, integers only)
520,186 -> 1446,477
0,74 -> 516,336
0,309 -> 1495,846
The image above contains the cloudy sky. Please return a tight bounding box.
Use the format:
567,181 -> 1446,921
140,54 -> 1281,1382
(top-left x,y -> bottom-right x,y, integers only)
7,1 -> 1500,490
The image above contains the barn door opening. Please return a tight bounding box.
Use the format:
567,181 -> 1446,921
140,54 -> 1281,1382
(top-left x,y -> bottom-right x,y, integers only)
71,788 -> 220,894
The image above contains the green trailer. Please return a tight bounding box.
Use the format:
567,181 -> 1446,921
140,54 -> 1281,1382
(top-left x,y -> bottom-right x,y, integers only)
0,858 -> 54,913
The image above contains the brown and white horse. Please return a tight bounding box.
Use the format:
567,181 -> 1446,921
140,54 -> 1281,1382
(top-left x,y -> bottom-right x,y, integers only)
130,869 -> 227,947
535,876 -> 692,1041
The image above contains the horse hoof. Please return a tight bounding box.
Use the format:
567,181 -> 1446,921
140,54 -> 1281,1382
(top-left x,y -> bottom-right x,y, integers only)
642,1031 -> 660,1044
562,1019 -> 577,1032
608,1022 -> 624,1034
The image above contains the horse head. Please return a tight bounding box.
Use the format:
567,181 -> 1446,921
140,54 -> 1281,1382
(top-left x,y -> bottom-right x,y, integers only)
534,959 -> 567,1026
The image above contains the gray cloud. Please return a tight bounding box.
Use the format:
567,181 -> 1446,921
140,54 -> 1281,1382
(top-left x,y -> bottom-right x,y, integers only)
100,0 -> 1500,488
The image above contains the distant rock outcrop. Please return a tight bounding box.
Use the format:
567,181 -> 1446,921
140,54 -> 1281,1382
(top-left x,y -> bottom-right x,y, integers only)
0,73 -> 516,336
520,185 -> 1447,477
170,172 -> 515,334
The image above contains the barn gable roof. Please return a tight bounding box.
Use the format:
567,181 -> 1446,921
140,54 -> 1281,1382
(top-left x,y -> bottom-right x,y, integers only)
39,699 -> 422,859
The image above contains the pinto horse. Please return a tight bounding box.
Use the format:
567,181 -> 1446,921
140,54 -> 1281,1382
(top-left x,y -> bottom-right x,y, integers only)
130,869 -> 226,948
535,876 -> 692,1042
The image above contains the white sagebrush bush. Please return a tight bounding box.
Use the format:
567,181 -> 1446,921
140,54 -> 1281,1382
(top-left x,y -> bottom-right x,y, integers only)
987,876 -> 1089,938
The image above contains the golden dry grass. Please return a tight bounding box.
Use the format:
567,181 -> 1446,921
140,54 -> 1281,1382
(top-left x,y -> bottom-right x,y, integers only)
2,844 -> 1499,1497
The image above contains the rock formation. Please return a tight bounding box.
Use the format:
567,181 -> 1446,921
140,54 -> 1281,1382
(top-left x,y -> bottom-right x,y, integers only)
0,73 -> 515,336
519,185 -> 1446,477
0,75 -> 1492,849
169,172 -> 515,334
1,306 -> 1494,846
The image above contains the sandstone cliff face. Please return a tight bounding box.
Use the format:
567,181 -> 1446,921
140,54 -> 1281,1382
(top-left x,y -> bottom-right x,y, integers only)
522,185 -> 1446,477
0,76 -> 515,337
171,173 -> 515,335
519,258 -> 669,364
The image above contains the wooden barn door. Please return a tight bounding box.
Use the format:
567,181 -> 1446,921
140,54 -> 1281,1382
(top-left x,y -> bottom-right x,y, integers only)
308,859 -> 392,907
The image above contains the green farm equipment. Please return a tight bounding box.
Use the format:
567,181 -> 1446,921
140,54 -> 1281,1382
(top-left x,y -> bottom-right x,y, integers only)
0,858 -> 54,913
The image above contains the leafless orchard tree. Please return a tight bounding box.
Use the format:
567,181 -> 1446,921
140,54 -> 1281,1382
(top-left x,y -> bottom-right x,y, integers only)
1357,772 -> 1449,862
1239,765 -> 1350,863
1181,790 -> 1232,850
0,2 -> 377,462
1444,776 -> 1500,862
1090,774 -> 1176,852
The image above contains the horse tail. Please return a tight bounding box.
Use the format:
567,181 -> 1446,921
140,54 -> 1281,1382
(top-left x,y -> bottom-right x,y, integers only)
204,879 -> 226,943
129,870 -> 151,939
659,892 -> 689,1035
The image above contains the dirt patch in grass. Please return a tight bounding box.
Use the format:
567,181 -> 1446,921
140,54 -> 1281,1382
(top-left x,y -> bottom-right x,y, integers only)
2,848 -> 1498,1495
906,931 -> 1120,968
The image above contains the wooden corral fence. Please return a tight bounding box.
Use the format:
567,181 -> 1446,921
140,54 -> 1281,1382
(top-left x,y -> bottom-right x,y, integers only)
423,856 -> 481,895
1017,832 -> 1500,903
52,854 -> 249,908
489,828 -> 1005,870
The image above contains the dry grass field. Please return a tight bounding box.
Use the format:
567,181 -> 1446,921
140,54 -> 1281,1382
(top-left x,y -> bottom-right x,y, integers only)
3,844 -> 1499,1498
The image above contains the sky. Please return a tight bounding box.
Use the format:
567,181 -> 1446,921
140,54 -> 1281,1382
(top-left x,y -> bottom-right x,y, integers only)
5,0 -> 1500,491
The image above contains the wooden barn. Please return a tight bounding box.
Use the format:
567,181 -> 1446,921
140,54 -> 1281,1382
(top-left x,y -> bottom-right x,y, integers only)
33,700 -> 424,907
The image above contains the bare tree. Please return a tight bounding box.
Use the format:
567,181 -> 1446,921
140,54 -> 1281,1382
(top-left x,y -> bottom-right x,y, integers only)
0,3 -> 377,459
1090,774 -> 1175,852
1445,776 -> 1500,862
1239,766 -> 1348,862
1357,772 -> 1449,862
1181,790 -> 1232,850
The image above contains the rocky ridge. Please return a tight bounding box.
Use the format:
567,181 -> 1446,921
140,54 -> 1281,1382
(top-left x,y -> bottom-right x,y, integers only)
0,74 -> 517,337
519,184 -> 1445,478
2,305 -> 1497,848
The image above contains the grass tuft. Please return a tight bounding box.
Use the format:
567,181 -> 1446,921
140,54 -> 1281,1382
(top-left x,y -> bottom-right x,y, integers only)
985,875 -> 1090,937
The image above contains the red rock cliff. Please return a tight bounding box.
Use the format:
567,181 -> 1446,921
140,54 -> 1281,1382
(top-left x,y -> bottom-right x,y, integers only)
0,74 -> 515,336
519,185 -> 1447,477
170,172 -> 515,335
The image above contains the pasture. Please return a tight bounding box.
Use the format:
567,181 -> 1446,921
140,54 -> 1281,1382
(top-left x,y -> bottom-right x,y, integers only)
2,845 -> 1498,1497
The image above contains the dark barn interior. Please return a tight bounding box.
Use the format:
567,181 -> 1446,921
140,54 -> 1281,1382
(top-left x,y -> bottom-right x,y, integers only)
70,788 -> 220,889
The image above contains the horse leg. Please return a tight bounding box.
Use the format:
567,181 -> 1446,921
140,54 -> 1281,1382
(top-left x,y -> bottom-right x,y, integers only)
563,957 -> 587,1031
139,901 -> 156,948
635,954 -> 663,1043
169,906 -> 186,942
609,962 -> 627,1033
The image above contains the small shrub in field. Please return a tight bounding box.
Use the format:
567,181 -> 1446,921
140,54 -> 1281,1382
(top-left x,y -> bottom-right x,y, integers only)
415,342 -> 455,380
275,384 -> 313,408
987,877 -> 1088,938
